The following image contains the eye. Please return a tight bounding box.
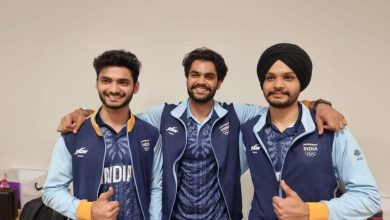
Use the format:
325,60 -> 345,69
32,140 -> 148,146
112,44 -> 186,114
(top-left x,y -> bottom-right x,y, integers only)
205,74 -> 215,80
189,72 -> 199,78
100,78 -> 111,84
265,75 -> 275,81
119,80 -> 130,86
284,75 -> 295,81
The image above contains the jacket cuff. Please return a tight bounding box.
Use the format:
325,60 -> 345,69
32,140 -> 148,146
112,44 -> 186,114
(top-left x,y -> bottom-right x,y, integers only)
307,202 -> 329,220
76,201 -> 94,220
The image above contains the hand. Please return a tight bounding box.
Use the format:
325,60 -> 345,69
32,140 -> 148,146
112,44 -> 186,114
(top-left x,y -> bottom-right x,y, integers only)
272,180 -> 309,220
315,103 -> 347,135
56,109 -> 89,134
91,187 -> 120,220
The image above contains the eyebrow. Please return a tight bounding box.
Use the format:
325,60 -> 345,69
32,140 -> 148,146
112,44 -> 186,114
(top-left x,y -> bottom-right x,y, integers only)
190,70 -> 216,75
266,71 -> 296,75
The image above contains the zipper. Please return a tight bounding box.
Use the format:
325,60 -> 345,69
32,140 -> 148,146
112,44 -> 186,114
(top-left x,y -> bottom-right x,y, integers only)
97,137 -> 107,199
209,116 -> 232,220
168,117 -> 188,219
126,132 -> 146,220
255,134 -> 280,189
277,131 -> 311,197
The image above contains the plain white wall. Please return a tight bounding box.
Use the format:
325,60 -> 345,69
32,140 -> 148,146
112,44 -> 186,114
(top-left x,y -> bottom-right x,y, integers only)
1,0 -> 389,218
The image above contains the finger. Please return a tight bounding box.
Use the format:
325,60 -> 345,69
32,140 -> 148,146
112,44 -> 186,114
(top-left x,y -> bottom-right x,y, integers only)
107,201 -> 120,210
272,196 -> 284,207
105,203 -> 120,218
340,115 -> 347,129
73,116 -> 85,134
98,187 -> 114,201
111,205 -> 120,217
316,117 -> 324,135
280,180 -> 297,197
59,117 -> 76,133
273,203 -> 281,216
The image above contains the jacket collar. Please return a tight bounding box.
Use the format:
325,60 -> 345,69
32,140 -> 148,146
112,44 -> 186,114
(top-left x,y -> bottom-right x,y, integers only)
170,98 -> 228,119
90,108 -> 136,136
253,102 -> 316,134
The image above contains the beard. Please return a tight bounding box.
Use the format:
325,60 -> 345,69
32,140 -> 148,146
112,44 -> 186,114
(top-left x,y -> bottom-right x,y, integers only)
264,90 -> 298,109
187,84 -> 216,104
98,90 -> 133,109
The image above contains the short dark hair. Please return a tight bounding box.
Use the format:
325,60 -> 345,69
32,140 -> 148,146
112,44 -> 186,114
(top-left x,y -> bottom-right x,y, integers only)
182,47 -> 228,81
93,50 -> 141,82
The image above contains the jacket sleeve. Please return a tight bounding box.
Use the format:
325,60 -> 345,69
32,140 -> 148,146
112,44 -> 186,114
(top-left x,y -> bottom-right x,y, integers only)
149,136 -> 163,220
239,131 -> 249,174
233,103 -> 266,125
42,136 -> 80,219
137,104 -> 164,131
325,128 -> 381,219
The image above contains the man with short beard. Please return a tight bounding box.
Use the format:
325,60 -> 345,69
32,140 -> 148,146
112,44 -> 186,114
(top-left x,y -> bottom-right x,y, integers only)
57,47 -> 347,220
241,43 -> 380,219
42,50 -> 162,220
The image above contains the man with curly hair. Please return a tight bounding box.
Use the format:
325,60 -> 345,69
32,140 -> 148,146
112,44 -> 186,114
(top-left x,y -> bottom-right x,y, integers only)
43,50 -> 162,220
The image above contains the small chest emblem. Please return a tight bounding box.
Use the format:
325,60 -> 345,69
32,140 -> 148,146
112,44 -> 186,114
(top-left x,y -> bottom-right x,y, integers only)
141,139 -> 150,151
219,122 -> 229,135
74,147 -> 88,158
166,126 -> 179,135
250,144 -> 261,154
303,143 -> 318,157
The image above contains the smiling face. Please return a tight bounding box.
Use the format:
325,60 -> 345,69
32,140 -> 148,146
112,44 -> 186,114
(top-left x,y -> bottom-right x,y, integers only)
96,66 -> 139,110
186,60 -> 221,104
262,60 -> 300,108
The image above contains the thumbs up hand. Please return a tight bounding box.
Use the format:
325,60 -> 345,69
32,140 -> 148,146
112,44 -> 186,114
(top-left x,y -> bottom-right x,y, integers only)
272,180 -> 309,220
91,187 -> 120,220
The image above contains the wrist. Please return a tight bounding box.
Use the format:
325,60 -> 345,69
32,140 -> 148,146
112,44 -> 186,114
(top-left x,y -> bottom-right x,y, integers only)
76,107 -> 93,117
313,99 -> 332,112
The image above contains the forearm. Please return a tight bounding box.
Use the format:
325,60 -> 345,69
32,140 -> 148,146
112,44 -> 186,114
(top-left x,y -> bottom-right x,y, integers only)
328,129 -> 381,219
42,137 -> 79,218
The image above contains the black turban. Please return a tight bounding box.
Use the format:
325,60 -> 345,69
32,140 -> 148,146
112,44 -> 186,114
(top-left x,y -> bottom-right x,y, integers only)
256,43 -> 312,91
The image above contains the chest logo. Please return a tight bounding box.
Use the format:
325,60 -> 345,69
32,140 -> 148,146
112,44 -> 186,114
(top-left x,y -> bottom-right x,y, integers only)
166,126 -> 179,135
74,147 -> 88,157
141,139 -> 150,151
303,143 -> 318,157
250,144 -> 261,154
219,122 -> 229,135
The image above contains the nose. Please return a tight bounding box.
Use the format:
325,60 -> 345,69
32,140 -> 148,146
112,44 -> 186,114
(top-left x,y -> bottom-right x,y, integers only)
274,77 -> 284,89
109,82 -> 120,93
197,75 -> 206,84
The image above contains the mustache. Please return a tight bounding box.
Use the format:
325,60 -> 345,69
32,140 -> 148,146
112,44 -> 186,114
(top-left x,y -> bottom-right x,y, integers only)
268,91 -> 289,96
191,84 -> 211,90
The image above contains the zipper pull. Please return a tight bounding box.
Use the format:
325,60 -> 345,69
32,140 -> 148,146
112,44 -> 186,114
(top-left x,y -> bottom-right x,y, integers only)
275,172 -> 281,182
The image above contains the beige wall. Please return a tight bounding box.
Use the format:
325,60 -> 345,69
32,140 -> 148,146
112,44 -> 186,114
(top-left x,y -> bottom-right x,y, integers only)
1,0 -> 389,218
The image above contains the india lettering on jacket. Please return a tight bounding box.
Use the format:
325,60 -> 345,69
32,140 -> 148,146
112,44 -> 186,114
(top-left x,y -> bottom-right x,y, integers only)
103,165 -> 133,183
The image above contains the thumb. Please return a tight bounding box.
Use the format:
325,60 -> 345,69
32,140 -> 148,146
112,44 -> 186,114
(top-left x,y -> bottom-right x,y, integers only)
316,116 -> 324,135
98,187 -> 114,201
280,180 -> 297,198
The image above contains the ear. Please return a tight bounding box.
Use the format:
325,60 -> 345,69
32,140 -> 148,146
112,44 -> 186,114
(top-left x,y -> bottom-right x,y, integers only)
133,81 -> 140,94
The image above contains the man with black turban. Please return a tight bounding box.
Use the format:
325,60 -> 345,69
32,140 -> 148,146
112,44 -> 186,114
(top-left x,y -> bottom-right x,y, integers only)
240,43 -> 380,219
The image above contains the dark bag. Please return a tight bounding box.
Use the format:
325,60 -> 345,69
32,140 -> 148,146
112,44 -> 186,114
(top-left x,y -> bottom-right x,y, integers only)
19,197 -> 67,220
0,189 -> 18,220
